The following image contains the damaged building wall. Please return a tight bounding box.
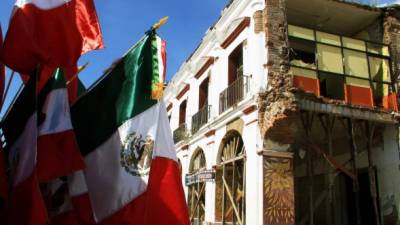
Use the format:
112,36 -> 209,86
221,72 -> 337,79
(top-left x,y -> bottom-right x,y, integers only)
258,1 -> 400,225
292,114 -> 400,225
258,0 -> 298,147
383,8 -> 400,86
373,125 -> 400,225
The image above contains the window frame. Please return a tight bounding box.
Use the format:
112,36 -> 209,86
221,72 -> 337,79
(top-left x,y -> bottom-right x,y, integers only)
287,25 -> 395,97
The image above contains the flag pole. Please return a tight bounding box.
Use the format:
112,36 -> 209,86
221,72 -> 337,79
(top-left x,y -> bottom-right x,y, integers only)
72,16 -> 169,105
152,16 -> 169,30
66,62 -> 90,86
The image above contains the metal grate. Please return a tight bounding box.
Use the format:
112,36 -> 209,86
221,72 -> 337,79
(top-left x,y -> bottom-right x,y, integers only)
191,105 -> 211,134
219,76 -> 249,114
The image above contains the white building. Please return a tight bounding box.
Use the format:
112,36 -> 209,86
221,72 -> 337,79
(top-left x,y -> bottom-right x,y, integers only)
164,0 -> 400,225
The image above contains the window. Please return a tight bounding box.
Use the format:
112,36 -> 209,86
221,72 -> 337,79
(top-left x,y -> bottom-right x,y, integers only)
215,131 -> 245,224
192,77 -> 211,134
288,24 -> 395,109
179,100 -> 187,125
228,44 -> 243,85
188,150 -> 206,225
199,77 -> 209,110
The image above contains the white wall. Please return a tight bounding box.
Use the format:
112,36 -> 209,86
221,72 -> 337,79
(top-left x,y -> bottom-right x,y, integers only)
164,0 -> 267,224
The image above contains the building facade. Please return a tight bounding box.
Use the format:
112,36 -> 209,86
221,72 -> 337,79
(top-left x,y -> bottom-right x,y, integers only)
163,0 -> 400,224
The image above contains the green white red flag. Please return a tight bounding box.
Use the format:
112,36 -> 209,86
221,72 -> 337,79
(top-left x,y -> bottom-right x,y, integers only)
2,71 -> 47,225
2,68 -> 85,225
0,24 -> 7,225
70,30 -> 189,225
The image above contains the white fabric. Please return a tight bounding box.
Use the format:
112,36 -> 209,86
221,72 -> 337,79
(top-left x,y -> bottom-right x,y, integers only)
8,114 -> 37,186
156,37 -> 165,82
15,0 -> 72,10
68,170 -> 88,197
84,102 -> 176,222
38,88 -> 73,136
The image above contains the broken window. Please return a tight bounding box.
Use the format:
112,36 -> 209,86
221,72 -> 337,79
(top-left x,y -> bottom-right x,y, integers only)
188,150 -> 206,225
288,24 -> 396,110
289,37 -> 316,69
319,72 -> 345,100
215,131 -> 245,225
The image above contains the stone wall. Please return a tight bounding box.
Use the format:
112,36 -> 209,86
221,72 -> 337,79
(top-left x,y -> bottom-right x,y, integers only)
383,8 -> 400,87
258,0 -> 298,145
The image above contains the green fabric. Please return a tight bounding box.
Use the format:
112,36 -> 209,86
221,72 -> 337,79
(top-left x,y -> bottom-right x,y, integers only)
2,68 -> 67,148
71,31 -> 159,156
150,35 -> 160,91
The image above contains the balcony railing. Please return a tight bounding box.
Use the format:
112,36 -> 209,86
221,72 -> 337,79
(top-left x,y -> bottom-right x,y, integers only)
191,105 -> 211,134
173,124 -> 189,143
219,76 -> 249,114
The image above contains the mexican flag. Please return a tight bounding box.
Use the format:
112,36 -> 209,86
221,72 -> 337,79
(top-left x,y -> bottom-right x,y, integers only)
0,0 -> 104,101
0,24 -> 4,103
0,147 -> 7,225
2,68 -> 85,225
2,72 -> 47,225
71,30 -> 189,224
36,68 -> 85,182
0,24 -> 7,224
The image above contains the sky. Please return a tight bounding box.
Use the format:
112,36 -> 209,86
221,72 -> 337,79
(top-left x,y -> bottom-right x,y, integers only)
0,0 -> 399,116
0,0 -> 229,116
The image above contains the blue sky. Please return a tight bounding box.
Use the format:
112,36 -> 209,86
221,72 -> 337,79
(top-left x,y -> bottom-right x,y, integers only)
0,0 -> 229,115
0,0 -> 398,116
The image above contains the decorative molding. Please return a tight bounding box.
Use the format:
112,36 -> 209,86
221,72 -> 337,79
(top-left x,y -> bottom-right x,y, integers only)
245,119 -> 258,126
207,141 -> 215,146
221,17 -> 251,49
176,84 -> 190,100
258,150 -> 294,159
243,105 -> 257,115
181,145 -> 189,151
194,57 -> 215,79
166,103 -> 173,112
205,129 -> 216,137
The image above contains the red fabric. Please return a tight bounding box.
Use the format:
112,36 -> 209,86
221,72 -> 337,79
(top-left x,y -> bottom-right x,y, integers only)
27,65 -> 79,103
70,193 -> 95,225
144,157 -> 190,225
52,210 -> 83,225
0,149 -> 7,225
344,85 -> 374,107
7,173 -> 47,225
0,0 -> 103,92
37,130 -> 85,183
99,157 -> 190,225
293,75 -> 320,96
383,93 -> 398,112
161,40 -> 167,82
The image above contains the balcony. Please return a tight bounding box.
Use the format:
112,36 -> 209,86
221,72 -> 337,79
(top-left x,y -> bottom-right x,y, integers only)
191,105 -> 211,134
173,124 -> 189,143
219,76 -> 250,114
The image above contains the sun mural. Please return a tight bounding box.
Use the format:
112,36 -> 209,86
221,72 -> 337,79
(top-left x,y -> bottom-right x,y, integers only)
264,157 -> 295,225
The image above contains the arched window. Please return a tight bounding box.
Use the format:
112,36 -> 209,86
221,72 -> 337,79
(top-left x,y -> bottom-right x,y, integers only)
215,131 -> 246,225
188,149 -> 206,225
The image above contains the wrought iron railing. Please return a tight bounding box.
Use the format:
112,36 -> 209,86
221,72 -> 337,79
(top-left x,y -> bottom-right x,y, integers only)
219,76 -> 249,114
191,105 -> 211,134
173,123 -> 188,143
